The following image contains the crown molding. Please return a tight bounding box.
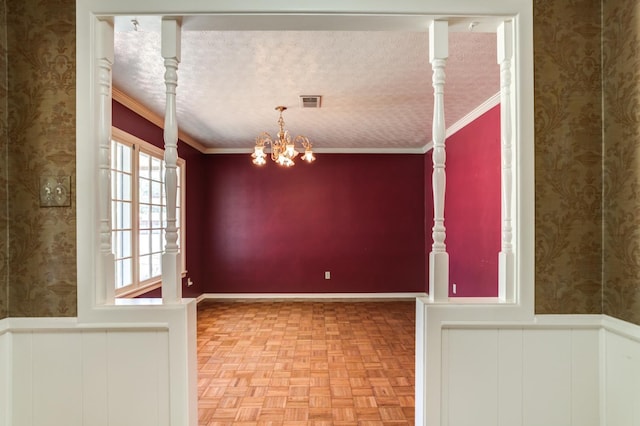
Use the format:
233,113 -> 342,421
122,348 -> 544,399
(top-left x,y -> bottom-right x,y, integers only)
112,87 -> 208,153
422,92 -> 501,152
114,87 -> 499,155
204,147 -> 426,155
313,147 -> 425,155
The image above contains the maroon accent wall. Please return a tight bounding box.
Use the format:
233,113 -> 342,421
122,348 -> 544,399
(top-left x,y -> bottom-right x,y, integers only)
204,154 -> 426,293
424,151 -> 433,294
113,100 -> 498,297
112,100 -> 206,298
441,105 -> 501,297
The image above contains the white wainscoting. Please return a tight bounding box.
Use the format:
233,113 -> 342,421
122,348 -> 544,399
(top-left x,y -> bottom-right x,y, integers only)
442,327 -> 600,426
416,298 -> 625,426
0,321 -> 8,426
0,300 -> 197,426
603,316 -> 640,426
10,326 -> 169,426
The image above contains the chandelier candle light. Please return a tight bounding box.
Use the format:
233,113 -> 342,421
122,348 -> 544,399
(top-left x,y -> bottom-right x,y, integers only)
251,106 -> 316,167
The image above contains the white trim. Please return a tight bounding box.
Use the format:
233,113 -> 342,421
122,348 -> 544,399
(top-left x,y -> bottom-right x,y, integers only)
115,86 -> 498,157
197,292 -> 427,302
117,281 -> 162,298
205,146 -> 427,154
422,92 -> 501,153
313,147 -> 426,154
602,314 -> 640,343
110,128 -> 187,297
115,86 -> 490,156
203,147 -> 254,154
441,314 -> 604,330
113,87 -> 208,153
422,142 -> 433,153
445,92 -> 501,139
78,4 -> 534,426
4,318 -> 168,332
0,320 -> 9,426
0,318 -> 8,337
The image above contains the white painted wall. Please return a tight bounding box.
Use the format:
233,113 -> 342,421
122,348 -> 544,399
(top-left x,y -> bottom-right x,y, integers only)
416,301 -> 640,426
443,327 -> 600,426
9,326 -> 169,426
0,301 -> 196,426
4,305 -> 640,426
0,321 -> 8,426
603,317 -> 640,426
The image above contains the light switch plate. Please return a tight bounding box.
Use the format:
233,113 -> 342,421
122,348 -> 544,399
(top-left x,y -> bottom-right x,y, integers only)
40,176 -> 71,207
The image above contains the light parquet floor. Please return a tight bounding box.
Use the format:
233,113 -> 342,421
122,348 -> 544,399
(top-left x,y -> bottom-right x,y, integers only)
197,300 -> 415,426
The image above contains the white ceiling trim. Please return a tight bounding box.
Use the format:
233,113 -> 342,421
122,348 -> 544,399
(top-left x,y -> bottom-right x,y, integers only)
112,87 -> 208,153
204,147 -> 426,155
422,91 -> 500,153
113,89 -> 500,155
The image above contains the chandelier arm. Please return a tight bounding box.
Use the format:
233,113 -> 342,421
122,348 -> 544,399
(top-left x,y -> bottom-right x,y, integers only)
293,135 -> 311,148
251,106 -> 316,167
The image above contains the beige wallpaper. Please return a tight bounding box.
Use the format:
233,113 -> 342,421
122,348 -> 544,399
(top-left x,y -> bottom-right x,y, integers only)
603,0 -> 640,324
6,0 -> 76,316
0,0 -> 8,319
533,0 -> 603,315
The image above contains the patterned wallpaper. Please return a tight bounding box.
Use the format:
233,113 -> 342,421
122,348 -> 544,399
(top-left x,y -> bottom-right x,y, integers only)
0,0 -> 8,319
3,1 -> 636,322
6,0 -> 76,316
533,0 -> 603,314
603,0 -> 640,324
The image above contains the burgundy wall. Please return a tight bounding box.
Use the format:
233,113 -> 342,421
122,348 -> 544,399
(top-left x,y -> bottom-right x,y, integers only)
437,105 -> 501,297
424,151 -> 433,294
203,154 -> 426,293
113,100 -> 499,297
112,100 -> 206,298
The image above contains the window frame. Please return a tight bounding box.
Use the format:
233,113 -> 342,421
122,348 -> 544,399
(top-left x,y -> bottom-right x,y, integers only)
111,127 -> 186,298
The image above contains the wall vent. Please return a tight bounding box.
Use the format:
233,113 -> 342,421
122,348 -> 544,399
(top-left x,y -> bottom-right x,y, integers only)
299,95 -> 321,108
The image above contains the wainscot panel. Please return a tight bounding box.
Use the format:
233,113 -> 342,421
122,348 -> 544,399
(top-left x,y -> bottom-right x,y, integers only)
416,298 -> 604,426
0,322 -> 8,426
603,317 -> 640,426
443,327 -> 599,426
7,321 -> 173,426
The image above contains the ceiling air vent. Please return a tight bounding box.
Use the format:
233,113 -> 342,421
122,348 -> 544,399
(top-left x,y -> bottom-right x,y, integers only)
299,95 -> 321,108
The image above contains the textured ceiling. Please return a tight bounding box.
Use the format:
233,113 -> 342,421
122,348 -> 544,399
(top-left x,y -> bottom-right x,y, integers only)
113,16 -> 499,153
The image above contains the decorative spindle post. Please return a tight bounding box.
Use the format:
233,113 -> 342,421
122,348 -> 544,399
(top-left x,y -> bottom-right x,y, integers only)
497,21 -> 515,302
97,19 -> 115,305
161,19 -> 182,304
428,20 -> 449,302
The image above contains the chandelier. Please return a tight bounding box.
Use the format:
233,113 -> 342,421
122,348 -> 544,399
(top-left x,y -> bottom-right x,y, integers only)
251,106 -> 316,167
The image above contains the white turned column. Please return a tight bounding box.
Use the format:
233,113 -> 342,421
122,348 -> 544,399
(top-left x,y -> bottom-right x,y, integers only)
428,20 -> 449,302
161,19 -> 182,304
97,20 -> 115,305
497,21 -> 515,302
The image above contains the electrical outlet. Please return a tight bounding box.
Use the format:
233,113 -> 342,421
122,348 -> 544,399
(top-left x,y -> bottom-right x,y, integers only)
324,271 -> 331,280
452,283 -> 457,294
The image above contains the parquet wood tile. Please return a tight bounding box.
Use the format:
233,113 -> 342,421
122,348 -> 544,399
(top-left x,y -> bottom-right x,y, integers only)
197,301 -> 415,425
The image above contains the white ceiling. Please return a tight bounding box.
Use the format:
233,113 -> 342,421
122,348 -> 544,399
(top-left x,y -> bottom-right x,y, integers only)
112,16 -> 499,153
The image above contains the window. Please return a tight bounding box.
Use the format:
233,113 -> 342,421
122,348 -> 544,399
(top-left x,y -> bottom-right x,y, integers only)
111,128 -> 185,297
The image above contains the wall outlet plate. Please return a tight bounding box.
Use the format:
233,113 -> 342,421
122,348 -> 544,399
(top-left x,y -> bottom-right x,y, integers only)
40,176 -> 71,207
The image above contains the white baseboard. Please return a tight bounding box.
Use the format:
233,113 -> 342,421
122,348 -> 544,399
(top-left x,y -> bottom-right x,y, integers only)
196,292 -> 427,303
